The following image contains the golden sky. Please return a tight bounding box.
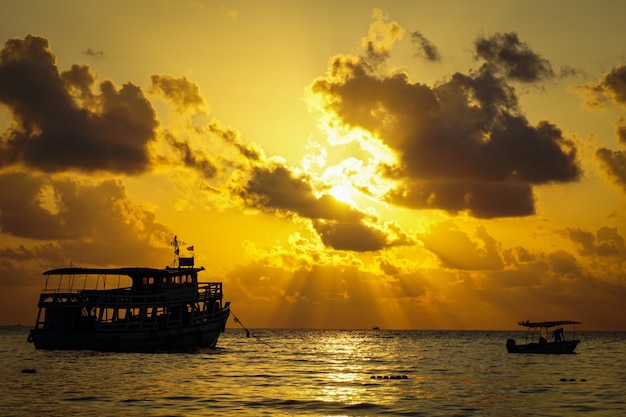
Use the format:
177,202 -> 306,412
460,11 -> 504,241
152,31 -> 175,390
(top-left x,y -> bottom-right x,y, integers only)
1,0 -> 625,330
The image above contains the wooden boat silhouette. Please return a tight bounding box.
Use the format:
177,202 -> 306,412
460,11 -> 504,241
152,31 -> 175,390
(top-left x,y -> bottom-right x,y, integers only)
28,236 -> 230,351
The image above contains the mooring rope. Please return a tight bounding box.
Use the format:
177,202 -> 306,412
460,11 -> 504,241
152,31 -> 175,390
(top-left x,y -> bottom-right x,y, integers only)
230,311 -> 271,347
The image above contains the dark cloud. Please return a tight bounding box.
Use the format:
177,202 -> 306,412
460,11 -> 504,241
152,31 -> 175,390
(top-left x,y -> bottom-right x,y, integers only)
311,33 -> 581,218
238,164 -> 362,222
474,32 -> 554,82
0,35 -> 158,174
163,132 -> 218,179
410,31 -> 440,62
386,180 -> 535,218
617,117 -> 626,144
313,220 -> 388,251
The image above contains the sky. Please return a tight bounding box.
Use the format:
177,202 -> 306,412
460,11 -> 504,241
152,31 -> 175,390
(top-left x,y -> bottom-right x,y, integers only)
1,0 -> 625,330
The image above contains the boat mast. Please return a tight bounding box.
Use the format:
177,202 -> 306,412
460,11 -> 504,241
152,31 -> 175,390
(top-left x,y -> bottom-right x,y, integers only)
170,235 -> 185,267
170,235 -> 195,267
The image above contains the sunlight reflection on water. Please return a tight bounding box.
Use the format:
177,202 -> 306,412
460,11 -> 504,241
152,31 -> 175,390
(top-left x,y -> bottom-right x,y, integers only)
1,327 -> 625,416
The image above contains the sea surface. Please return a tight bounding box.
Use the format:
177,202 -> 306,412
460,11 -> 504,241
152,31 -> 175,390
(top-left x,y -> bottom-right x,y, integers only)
1,326 -> 625,416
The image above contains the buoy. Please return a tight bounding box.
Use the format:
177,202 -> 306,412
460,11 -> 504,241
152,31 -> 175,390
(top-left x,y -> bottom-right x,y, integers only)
21,369 -> 36,373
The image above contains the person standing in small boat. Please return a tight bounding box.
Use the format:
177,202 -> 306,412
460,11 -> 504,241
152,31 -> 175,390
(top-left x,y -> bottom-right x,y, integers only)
553,327 -> 564,342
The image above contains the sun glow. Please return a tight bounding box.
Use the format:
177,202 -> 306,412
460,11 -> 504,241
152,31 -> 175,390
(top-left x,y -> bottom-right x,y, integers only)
328,184 -> 354,203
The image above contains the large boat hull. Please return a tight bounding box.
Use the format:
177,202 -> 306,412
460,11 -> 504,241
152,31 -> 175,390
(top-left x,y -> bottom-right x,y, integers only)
506,339 -> 579,354
29,309 -> 230,352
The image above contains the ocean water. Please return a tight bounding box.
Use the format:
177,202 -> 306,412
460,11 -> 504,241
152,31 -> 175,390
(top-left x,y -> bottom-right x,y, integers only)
1,327 -> 625,416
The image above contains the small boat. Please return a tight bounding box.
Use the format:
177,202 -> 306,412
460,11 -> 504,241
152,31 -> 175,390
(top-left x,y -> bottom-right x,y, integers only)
506,320 -> 582,354
28,236 -> 230,351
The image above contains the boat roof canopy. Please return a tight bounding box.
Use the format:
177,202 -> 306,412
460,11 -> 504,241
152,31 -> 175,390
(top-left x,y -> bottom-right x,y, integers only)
43,266 -> 204,279
519,320 -> 582,328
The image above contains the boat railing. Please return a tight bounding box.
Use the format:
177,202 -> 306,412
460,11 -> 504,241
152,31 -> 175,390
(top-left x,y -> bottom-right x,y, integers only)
33,282 -> 227,332
38,282 -> 223,307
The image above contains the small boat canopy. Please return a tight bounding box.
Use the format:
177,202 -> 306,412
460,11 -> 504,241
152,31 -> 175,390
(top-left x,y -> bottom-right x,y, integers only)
518,320 -> 582,328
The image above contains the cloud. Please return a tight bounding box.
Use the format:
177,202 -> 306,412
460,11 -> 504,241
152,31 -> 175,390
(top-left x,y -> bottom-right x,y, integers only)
0,36 -> 265,184
386,179 -> 536,218
0,35 -> 158,174
311,31 -> 581,218
616,117 -> 626,144
233,163 -> 410,251
237,164 -> 362,221
150,74 -> 207,114
566,226 -> 626,257
313,219 -> 388,251
410,31 -> 440,62
163,132 -> 219,179
0,172 -> 173,264
360,8 -> 404,66
206,120 -> 263,164
226,227 -> 626,329
596,148 -> 626,191
81,48 -> 104,58
313,218 -> 412,252
0,172 -> 170,241
420,222 -> 504,270
0,172 -> 72,240
474,32 -> 554,82
576,64 -> 626,109
574,64 -> 626,192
